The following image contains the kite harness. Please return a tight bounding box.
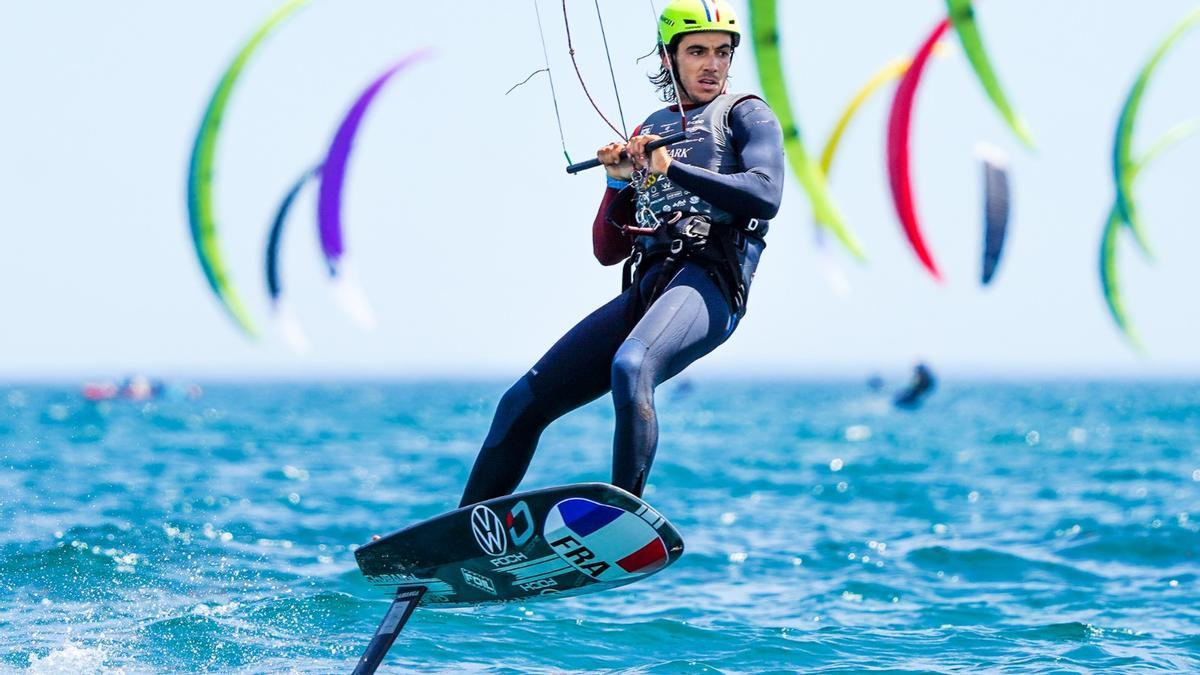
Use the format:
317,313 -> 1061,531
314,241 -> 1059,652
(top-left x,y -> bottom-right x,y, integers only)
605,93 -> 774,318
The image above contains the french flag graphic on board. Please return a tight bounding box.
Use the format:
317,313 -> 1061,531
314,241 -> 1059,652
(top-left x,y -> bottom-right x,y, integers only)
543,498 -> 669,581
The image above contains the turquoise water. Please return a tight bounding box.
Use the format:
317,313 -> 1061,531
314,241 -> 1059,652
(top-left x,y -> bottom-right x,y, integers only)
2,380 -> 1198,673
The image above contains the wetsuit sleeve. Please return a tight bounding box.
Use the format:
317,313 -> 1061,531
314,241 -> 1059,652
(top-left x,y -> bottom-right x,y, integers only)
592,186 -> 634,265
591,124 -> 640,265
664,98 -> 784,220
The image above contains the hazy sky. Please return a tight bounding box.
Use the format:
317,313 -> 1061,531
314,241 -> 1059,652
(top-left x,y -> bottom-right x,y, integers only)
2,1 -> 1198,378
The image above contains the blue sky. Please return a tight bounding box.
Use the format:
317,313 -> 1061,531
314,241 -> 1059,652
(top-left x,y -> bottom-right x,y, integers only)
1,1 -> 1198,378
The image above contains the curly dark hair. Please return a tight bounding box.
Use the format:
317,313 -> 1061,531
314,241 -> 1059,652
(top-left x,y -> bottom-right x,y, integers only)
648,43 -> 680,103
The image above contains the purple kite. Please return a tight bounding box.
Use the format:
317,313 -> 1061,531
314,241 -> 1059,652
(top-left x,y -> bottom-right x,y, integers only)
317,49 -> 433,276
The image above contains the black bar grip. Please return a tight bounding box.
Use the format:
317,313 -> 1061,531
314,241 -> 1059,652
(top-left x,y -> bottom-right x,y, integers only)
565,131 -> 689,175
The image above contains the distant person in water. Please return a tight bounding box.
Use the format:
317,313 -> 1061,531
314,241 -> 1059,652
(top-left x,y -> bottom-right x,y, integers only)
893,362 -> 935,409
121,375 -> 155,401
82,377 -> 202,402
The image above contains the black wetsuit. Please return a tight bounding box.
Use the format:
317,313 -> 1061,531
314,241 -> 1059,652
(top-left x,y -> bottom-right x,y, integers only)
459,95 -> 784,507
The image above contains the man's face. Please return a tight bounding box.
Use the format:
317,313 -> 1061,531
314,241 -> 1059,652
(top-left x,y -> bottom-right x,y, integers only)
666,31 -> 734,104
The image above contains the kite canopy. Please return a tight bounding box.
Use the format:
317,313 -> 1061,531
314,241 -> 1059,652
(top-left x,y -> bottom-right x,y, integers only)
886,18 -> 951,282
813,44 -> 949,293
747,0 -> 865,261
977,144 -> 1010,286
819,57 -> 913,179
317,50 -> 433,276
1101,119 -> 1199,351
187,0 -> 309,338
265,165 -> 321,306
819,41 -> 952,177
311,50 -> 432,332
264,165 -> 320,353
813,43 -> 952,291
811,56 -> 915,295
1112,8 -> 1200,260
945,0 -> 1035,150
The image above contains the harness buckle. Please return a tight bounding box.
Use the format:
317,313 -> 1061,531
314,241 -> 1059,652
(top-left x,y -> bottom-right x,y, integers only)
745,219 -> 759,232
684,219 -> 710,238
669,239 -> 684,255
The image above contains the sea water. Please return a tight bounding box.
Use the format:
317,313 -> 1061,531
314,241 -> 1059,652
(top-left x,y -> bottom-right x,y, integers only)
1,380 -> 1198,673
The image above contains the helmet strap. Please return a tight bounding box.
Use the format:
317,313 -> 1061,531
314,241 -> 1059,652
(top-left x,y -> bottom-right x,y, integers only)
660,42 -> 690,129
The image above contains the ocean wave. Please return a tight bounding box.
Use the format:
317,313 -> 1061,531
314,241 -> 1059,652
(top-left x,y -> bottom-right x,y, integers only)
906,545 -> 1103,584
1053,522 -> 1200,566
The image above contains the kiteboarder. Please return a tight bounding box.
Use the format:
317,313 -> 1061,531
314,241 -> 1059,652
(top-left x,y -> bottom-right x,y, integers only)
893,361 -> 936,409
459,0 -> 784,507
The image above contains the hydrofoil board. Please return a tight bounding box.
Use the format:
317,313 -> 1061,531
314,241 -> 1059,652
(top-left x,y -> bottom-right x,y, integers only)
355,482 -> 684,607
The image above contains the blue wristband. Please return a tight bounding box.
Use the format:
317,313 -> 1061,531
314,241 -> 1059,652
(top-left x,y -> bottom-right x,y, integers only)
606,176 -> 631,190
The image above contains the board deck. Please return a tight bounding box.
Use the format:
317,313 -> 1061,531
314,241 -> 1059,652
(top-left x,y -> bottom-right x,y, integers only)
355,483 -> 684,607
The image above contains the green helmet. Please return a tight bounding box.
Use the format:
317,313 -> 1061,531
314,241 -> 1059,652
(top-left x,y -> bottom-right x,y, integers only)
658,0 -> 741,49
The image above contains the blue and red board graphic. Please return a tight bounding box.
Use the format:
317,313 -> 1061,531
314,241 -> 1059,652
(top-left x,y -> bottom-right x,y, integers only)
542,498 -> 668,581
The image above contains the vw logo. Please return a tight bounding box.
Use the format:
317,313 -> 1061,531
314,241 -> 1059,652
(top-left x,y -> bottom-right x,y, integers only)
470,505 -> 508,556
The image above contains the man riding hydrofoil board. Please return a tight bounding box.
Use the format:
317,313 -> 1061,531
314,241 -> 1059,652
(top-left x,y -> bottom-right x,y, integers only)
458,0 -> 785,507
353,4 -> 785,671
